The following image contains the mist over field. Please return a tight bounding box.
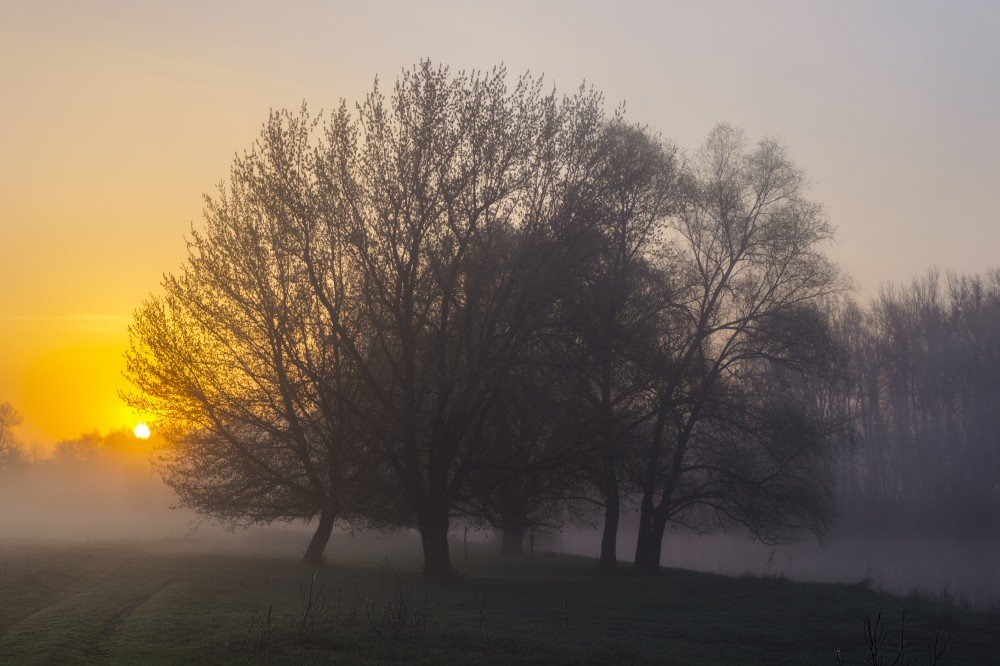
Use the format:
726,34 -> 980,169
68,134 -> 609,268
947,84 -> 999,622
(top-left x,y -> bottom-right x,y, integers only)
1,410 -> 999,661
555,525 -> 1000,608
3,451 -> 998,608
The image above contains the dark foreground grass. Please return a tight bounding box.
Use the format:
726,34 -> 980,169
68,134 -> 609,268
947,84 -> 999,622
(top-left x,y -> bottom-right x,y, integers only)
0,538 -> 997,664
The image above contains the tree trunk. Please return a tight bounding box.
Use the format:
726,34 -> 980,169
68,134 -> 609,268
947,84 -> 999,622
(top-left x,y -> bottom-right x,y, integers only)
418,507 -> 453,579
598,454 -> 620,571
635,406 -> 669,575
634,507 -> 668,575
302,509 -> 335,567
501,527 -> 525,556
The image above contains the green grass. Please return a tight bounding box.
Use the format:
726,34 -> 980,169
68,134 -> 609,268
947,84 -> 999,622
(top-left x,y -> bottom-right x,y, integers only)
0,538 -> 996,664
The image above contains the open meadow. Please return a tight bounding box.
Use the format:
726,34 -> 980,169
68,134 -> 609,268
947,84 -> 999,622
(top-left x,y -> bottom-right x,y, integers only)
0,537 -> 996,664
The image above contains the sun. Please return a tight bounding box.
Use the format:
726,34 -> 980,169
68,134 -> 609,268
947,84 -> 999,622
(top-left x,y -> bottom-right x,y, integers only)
133,423 -> 151,439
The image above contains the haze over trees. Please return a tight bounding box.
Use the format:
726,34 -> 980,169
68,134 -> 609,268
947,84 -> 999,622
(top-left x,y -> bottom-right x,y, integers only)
832,269 -> 1000,533
113,60 -> 1000,579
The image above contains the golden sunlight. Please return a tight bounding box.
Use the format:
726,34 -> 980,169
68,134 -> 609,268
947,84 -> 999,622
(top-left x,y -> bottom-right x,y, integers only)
133,423 -> 151,439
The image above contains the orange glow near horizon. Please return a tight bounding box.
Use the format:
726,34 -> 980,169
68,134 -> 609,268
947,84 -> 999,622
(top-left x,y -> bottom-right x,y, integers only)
0,320 -> 141,450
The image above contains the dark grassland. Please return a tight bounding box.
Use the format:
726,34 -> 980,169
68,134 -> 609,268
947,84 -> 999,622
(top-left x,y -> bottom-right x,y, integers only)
0,539 -> 997,664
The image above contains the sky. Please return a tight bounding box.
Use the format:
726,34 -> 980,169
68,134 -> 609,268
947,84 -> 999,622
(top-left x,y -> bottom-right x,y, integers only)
1,0 -> 998,448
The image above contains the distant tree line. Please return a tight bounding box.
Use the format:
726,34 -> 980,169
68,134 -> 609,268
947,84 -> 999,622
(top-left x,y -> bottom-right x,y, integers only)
0,402 -> 25,470
0,422 -> 157,469
831,270 -> 1000,534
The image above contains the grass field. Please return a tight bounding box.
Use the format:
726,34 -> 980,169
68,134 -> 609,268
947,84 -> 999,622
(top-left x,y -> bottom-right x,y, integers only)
0,537 -> 997,664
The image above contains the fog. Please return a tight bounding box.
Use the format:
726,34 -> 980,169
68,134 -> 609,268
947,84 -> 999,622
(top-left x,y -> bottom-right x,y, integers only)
0,455 -> 206,541
553,519 -> 1000,609
3,452 -> 997,609
0,447 -> 453,563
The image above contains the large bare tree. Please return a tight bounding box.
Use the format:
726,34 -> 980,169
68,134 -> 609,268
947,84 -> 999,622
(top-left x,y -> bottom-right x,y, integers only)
303,63 -> 607,577
562,123 -> 680,570
632,125 -> 844,573
125,110 -> 377,565
128,62 -> 611,577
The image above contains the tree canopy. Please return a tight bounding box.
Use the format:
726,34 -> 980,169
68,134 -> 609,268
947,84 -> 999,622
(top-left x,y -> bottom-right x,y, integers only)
126,61 -> 845,577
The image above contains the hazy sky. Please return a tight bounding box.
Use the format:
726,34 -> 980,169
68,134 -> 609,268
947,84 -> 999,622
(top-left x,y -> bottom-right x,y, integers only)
1,0 -> 998,447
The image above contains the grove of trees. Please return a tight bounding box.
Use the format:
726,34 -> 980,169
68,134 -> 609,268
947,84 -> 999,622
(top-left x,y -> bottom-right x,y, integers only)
831,270 -> 1000,533
117,61 -> 998,578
